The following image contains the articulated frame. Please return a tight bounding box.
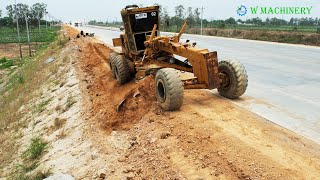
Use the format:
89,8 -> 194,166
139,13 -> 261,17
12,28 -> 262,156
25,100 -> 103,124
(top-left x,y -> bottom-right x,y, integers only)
143,22 -> 221,90
113,19 -> 222,90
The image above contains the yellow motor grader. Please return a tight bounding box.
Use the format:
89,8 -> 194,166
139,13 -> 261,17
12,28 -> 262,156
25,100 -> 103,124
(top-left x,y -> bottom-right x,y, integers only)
110,5 -> 248,110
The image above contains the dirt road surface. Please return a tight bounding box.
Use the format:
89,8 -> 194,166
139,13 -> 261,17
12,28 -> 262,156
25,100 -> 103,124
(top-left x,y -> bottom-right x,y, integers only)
57,26 -> 320,179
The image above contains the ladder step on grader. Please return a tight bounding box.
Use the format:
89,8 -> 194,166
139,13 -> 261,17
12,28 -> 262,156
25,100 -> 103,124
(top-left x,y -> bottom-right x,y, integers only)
110,5 -> 248,111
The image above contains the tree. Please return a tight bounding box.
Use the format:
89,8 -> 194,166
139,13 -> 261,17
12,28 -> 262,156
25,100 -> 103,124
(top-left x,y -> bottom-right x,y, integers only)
237,19 -> 244,24
265,18 -> 270,25
194,8 -> 200,24
6,4 -> 29,19
225,17 -> 236,25
0,17 -> 13,27
30,3 -> 47,19
88,20 -> 97,25
160,7 -> 170,30
30,3 -> 47,26
174,5 -> 185,19
0,10 -> 2,27
315,18 -> 319,26
186,7 -> 195,27
174,5 -> 185,29
6,3 -> 30,28
269,17 -> 286,26
252,17 -> 263,25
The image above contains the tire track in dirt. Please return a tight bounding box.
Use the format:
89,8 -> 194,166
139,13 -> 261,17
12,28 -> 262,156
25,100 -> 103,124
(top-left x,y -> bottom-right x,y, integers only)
77,41 -> 157,133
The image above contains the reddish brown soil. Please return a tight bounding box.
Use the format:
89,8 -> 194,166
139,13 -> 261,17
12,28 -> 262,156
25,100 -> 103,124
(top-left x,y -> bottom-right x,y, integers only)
66,26 -> 320,179
76,41 -> 158,133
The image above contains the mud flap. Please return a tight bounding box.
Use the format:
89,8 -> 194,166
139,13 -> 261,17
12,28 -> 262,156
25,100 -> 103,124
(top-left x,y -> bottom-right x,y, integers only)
205,52 -> 220,89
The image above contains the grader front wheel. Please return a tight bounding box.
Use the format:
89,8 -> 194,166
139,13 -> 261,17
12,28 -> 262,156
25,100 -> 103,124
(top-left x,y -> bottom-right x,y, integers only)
218,60 -> 248,99
155,68 -> 184,111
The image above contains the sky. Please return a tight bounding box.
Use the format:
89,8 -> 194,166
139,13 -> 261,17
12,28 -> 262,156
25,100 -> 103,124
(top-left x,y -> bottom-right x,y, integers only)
0,0 -> 319,22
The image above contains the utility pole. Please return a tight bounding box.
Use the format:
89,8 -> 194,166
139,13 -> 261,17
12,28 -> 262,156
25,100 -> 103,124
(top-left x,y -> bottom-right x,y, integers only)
24,13 -> 31,57
48,14 -> 51,28
15,0 -> 22,59
37,10 -> 40,33
45,12 -> 48,31
201,6 -> 204,35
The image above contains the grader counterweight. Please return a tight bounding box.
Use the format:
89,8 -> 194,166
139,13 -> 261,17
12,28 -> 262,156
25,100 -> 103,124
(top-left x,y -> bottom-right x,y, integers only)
110,5 -> 248,110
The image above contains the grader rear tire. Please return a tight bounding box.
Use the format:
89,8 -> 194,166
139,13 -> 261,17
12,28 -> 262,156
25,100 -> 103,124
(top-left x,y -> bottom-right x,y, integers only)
112,54 -> 130,85
218,60 -> 248,99
155,68 -> 184,111
109,52 -> 117,79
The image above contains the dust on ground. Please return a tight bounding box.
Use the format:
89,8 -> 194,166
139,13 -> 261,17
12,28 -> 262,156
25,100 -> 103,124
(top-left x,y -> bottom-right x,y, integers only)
3,25 -> 320,179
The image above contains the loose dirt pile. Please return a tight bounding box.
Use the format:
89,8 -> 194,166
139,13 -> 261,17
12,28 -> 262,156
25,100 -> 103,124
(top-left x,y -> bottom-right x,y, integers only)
78,42 -> 157,132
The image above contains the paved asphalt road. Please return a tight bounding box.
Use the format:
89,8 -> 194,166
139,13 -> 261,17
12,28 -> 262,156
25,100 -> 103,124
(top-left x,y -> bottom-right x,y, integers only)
77,25 -> 320,144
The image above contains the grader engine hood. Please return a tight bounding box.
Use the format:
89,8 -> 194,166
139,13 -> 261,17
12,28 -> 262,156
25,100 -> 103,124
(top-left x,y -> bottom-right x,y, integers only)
120,6 -> 160,53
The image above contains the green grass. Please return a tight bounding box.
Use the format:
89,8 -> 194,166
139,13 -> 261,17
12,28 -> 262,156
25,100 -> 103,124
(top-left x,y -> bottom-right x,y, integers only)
0,58 -> 14,69
0,57 -> 7,64
22,136 -> 48,160
0,26 -> 60,44
3,73 -> 25,92
12,137 -> 49,180
32,170 -> 52,180
13,170 -> 51,180
33,98 -> 52,114
65,95 -> 76,111
17,161 -> 39,172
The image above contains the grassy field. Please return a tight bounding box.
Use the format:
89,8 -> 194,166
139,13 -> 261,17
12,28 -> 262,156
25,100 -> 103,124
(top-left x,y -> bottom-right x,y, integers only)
0,26 -> 60,44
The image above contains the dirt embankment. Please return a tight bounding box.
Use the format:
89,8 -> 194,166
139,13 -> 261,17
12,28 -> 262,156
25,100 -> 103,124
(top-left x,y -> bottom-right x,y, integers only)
187,28 -> 320,46
70,26 -> 320,179
79,42 -> 157,132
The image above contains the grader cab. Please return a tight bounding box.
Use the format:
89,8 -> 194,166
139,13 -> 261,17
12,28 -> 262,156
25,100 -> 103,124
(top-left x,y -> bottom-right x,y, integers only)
110,5 -> 248,110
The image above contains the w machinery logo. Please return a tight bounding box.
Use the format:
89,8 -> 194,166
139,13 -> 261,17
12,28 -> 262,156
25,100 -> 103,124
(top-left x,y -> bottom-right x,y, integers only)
236,4 -> 313,16
237,5 -> 248,16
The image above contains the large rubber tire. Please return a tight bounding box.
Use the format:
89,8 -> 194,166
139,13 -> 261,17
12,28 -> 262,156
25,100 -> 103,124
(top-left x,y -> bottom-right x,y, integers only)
112,53 -> 130,84
218,60 -> 248,99
155,68 -> 184,111
109,52 -> 117,79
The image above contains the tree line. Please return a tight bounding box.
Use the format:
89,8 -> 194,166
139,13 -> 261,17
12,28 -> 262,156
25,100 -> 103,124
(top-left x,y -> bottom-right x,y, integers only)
159,5 -> 320,29
89,4 -> 320,31
0,3 -> 49,28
